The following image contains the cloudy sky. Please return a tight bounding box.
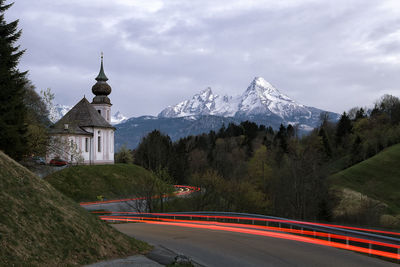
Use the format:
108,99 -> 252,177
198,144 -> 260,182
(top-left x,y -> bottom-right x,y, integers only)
6,0 -> 400,117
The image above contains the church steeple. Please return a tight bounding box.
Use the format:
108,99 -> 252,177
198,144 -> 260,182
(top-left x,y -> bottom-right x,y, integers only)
95,52 -> 108,82
92,53 -> 112,103
91,53 -> 112,123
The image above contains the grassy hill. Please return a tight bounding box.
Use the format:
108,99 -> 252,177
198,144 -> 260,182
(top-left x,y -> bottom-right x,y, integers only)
329,144 -> 400,226
45,163 -> 165,202
0,151 -> 149,266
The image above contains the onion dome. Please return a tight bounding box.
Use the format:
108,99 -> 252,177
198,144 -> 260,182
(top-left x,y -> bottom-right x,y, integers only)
92,53 -> 112,104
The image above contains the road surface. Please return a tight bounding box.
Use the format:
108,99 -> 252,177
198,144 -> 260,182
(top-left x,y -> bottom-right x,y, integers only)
114,222 -> 398,267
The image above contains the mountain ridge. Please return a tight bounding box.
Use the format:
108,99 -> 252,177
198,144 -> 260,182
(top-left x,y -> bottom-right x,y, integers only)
158,77 -> 338,129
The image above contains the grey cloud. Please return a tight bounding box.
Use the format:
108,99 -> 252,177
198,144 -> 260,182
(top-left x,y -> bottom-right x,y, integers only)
6,0 -> 400,117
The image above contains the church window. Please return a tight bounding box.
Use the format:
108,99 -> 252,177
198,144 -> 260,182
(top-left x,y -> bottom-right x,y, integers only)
85,138 -> 89,152
98,110 -> 101,114
107,110 -> 110,121
98,131 -> 101,152
111,132 -> 113,153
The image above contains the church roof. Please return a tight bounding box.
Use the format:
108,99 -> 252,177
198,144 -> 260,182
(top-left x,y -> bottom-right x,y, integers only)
50,97 -> 115,135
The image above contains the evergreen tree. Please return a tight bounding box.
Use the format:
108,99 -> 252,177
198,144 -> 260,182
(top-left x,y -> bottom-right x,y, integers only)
0,0 -> 28,160
335,112 -> 352,144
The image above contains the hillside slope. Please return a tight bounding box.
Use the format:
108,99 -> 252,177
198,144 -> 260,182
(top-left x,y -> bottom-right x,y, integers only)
329,144 -> 400,215
0,151 -> 149,266
45,164 -> 164,202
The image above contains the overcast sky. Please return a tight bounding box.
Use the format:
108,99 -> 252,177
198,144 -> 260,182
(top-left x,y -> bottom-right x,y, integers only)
6,0 -> 400,117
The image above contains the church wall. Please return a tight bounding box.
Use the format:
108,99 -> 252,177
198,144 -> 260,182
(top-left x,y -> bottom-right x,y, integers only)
92,103 -> 111,123
92,127 -> 114,164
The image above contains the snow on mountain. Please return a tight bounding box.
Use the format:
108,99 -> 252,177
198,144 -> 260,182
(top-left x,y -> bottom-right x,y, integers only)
111,111 -> 128,124
158,77 -> 325,124
237,77 -> 311,119
158,87 -> 239,118
50,104 -> 127,125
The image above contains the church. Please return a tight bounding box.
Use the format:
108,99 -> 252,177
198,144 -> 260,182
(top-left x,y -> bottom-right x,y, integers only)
48,55 -> 115,164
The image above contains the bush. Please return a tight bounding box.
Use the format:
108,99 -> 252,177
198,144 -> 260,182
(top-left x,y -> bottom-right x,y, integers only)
115,145 -> 133,164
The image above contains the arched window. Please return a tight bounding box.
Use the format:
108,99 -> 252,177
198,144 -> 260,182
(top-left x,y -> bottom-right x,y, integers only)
97,131 -> 101,152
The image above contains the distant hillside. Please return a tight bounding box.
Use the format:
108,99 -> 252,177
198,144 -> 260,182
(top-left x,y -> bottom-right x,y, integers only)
329,144 -> 400,226
0,151 -> 149,266
45,163 -> 167,202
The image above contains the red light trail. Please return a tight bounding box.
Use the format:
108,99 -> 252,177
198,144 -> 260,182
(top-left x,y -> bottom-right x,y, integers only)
100,216 -> 400,260
81,186 -> 400,261
92,211 -> 400,237
79,185 -> 200,206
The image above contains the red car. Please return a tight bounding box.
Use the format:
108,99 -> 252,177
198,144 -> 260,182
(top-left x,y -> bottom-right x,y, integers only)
49,158 -> 68,166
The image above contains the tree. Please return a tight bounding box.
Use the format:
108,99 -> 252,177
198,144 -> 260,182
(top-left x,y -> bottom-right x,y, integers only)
24,81 -> 50,156
134,130 -> 173,171
375,94 -> 400,124
335,112 -> 352,145
115,145 -> 133,164
0,0 -> 28,160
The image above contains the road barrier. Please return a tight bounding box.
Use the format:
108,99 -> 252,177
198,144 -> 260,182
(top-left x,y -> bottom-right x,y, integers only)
98,211 -> 400,261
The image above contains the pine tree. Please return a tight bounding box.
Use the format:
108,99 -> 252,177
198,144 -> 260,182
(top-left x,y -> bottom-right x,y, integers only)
0,0 -> 28,160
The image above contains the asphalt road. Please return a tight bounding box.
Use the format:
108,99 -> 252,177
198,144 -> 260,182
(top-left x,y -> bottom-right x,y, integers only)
114,223 -> 398,267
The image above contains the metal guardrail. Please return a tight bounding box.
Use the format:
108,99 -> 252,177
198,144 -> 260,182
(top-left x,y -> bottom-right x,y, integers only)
99,211 -> 400,261
171,211 -> 400,245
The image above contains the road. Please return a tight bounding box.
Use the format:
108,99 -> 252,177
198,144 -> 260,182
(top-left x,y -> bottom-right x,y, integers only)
114,222 -> 398,267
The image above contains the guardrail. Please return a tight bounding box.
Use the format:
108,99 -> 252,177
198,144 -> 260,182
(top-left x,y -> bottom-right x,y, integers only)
98,211 -> 400,261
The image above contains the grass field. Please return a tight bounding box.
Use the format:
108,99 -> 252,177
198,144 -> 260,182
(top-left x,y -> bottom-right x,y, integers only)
0,151 -> 150,266
45,163 -> 163,202
329,143 -> 400,215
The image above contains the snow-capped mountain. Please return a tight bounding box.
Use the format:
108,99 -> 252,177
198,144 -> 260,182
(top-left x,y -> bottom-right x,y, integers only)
158,77 -> 338,129
158,87 -> 240,118
237,77 -> 310,119
111,111 -> 128,124
50,104 -> 127,125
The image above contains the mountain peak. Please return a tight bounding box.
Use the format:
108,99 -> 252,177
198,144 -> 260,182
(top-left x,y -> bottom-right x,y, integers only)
252,77 -> 274,89
158,77 -> 338,124
247,77 -> 282,97
197,87 -> 214,101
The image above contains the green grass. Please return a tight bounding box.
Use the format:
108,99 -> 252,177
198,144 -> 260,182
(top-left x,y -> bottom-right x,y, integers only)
329,143 -> 400,214
0,151 -> 150,266
45,164 -> 157,202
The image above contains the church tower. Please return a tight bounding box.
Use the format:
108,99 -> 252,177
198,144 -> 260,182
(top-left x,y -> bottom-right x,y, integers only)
91,53 -> 112,123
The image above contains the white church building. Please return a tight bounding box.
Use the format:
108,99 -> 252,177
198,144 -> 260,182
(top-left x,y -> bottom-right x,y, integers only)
48,55 -> 115,164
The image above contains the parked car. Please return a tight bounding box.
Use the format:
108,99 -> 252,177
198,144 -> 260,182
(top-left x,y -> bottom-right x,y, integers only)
49,158 -> 68,166
32,156 -> 46,165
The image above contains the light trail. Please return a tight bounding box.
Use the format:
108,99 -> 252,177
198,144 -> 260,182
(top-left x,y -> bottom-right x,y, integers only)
83,186 -> 399,261
100,215 -> 400,250
93,211 -> 400,237
80,185 -> 200,206
100,217 -> 400,260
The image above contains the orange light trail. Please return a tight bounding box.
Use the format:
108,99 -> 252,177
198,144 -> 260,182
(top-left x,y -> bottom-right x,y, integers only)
80,185 -> 200,206
100,217 -> 400,260
93,211 -> 400,237
100,216 -> 400,250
